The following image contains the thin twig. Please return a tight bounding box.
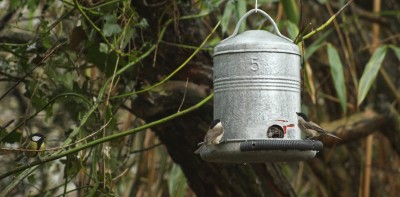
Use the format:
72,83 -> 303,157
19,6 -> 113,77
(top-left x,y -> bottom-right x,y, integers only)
0,119 -> 112,154
112,20 -> 221,99
297,0 -> 353,43
106,56 -> 120,106
0,42 -> 65,101
0,93 -> 214,179
0,119 -> 14,131
177,77 -> 189,112
129,143 -> 163,154
0,92 -> 92,142
293,0 -> 304,44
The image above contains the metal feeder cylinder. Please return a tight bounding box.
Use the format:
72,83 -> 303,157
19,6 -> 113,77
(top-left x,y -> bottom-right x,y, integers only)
199,9 -> 322,163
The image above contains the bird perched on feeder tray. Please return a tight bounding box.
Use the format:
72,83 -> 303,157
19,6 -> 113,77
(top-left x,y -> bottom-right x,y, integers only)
15,133 -> 46,161
296,112 -> 342,140
194,119 -> 224,154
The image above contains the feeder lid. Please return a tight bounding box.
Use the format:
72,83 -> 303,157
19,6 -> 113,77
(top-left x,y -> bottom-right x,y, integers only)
214,9 -> 300,56
214,30 -> 300,56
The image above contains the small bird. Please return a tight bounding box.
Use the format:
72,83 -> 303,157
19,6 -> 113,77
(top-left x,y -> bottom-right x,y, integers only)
15,133 -> 46,161
296,112 -> 342,140
267,126 -> 283,138
194,119 -> 224,154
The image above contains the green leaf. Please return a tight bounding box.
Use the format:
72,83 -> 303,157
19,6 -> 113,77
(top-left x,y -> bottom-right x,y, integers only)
168,163 -> 187,197
27,174 -> 36,184
304,29 -> 333,60
1,132 -> 21,143
285,21 -> 299,40
280,0 -> 299,24
103,23 -> 122,37
327,44 -> 347,113
237,0 -> 246,33
121,27 -> 135,49
62,155 -> 81,179
99,43 -> 110,53
102,14 -> 122,37
221,1 -> 235,34
357,46 -> 388,106
389,45 -> 400,61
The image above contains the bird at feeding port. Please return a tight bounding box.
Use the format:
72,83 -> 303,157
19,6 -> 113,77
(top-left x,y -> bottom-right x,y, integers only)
296,112 -> 342,140
194,119 -> 224,154
267,126 -> 283,138
15,133 -> 46,162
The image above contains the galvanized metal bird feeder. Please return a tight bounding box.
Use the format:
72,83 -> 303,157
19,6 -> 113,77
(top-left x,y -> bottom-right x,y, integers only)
199,9 -> 323,163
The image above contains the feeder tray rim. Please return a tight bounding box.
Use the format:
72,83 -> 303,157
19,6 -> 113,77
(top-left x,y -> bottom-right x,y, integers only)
221,138 -> 312,143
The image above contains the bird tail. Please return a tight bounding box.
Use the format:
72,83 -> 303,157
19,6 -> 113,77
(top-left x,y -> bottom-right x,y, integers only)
194,145 -> 204,154
323,133 -> 342,140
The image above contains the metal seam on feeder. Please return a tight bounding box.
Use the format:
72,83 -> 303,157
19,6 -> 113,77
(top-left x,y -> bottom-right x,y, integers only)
214,77 -> 300,93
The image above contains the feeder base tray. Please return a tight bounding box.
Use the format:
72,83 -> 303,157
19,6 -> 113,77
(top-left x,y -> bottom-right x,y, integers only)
200,139 -> 322,163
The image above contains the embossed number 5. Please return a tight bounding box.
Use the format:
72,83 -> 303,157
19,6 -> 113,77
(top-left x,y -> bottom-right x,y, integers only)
250,58 -> 259,71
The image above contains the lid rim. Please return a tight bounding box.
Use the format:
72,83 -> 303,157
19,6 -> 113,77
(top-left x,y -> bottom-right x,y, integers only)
214,30 -> 299,55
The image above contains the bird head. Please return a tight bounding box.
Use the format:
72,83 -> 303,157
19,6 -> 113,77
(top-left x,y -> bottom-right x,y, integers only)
30,133 -> 45,143
209,119 -> 221,129
296,112 -> 310,122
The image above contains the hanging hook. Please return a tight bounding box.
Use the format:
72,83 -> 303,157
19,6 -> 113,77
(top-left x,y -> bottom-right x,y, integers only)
255,0 -> 258,12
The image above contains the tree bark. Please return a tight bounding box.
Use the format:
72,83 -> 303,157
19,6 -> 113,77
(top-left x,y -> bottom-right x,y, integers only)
132,81 -> 297,196
128,1 -> 400,196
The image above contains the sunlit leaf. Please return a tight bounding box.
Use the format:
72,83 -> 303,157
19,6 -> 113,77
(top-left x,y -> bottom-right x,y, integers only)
285,21 -> 299,40
237,0 -> 246,32
99,43 -> 109,53
135,18 -> 149,29
221,1 -> 235,34
327,43 -> 347,113
103,23 -> 122,37
280,0 -> 299,24
168,163 -> 187,197
102,14 -> 122,37
305,62 -> 316,104
357,46 -> 388,106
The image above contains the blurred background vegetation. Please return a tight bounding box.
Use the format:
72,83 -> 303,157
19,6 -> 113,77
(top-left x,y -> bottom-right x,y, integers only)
0,0 -> 399,196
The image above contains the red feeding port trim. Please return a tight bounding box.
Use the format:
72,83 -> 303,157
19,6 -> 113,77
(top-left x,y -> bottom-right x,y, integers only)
283,124 -> 295,134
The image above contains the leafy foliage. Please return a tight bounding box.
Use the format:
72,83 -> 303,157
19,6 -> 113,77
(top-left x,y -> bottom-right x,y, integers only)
357,46 -> 388,106
327,43 -> 347,113
0,0 -> 399,196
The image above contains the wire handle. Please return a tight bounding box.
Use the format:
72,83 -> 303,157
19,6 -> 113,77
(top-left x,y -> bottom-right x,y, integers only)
222,9 -> 292,42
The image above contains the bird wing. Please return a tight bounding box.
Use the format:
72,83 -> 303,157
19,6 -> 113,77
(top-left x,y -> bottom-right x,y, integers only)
323,133 -> 342,140
304,121 -> 326,133
306,121 -> 342,140
204,127 -> 224,145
